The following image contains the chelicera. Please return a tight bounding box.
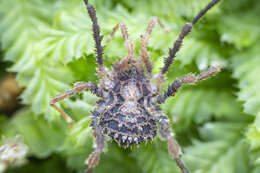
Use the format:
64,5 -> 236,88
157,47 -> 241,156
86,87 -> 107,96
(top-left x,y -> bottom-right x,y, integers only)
50,0 -> 221,173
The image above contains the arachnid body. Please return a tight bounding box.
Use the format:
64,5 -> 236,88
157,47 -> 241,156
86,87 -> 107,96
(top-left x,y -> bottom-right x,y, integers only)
50,0 -> 221,173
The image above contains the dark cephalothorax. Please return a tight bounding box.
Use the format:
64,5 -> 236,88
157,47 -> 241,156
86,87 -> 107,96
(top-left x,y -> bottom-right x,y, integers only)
50,0 -> 221,173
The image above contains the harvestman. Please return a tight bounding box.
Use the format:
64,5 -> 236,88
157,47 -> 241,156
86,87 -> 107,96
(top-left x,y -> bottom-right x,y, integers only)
50,0 -> 221,172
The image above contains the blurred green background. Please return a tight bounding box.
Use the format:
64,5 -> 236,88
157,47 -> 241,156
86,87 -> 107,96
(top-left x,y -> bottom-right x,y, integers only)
0,0 -> 260,172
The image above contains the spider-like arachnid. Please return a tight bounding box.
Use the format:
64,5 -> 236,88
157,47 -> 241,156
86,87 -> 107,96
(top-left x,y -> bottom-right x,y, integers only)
50,0 -> 221,173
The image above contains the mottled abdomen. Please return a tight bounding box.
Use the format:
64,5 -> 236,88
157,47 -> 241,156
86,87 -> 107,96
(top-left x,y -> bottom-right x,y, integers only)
99,101 -> 157,146
91,68 -> 159,146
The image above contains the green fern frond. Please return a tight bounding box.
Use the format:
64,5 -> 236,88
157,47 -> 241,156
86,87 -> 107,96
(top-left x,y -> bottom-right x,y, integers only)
162,88 -> 246,131
4,109 -> 67,158
217,0 -> 260,48
132,139 -> 181,173
232,43 -> 260,116
184,122 -> 251,173
61,116 -> 93,169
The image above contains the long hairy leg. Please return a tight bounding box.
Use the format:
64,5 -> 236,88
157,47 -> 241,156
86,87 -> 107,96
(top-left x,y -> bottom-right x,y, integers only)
50,82 -> 102,127
106,22 -> 134,59
83,0 -> 106,80
140,17 -> 170,75
158,115 -> 189,173
85,127 -> 106,173
156,66 -> 220,104
156,0 -> 221,84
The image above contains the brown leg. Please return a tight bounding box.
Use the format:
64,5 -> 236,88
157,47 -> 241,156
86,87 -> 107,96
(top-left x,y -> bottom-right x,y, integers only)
160,0 -> 221,76
106,22 -> 134,59
50,82 -> 102,127
140,17 -> 170,75
85,128 -> 106,173
156,66 -> 221,102
83,0 -> 107,80
158,116 -> 189,173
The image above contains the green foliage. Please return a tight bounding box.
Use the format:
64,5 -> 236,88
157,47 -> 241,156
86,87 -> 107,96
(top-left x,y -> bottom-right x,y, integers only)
162,89 -> 247,132
0,0 -> 260,172
132,140 -> 181,173
6,155 -> 73,173
3,109 -> 67,158
184,122 -> 251,173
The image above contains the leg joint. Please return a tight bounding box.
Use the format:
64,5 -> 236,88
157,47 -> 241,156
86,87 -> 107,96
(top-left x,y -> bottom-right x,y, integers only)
158,116 -> 172,140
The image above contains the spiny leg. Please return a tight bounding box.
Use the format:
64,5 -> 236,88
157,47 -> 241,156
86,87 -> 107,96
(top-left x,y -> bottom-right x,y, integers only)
140,17 -> 170,75
156,0 -> 221,85
157,66 -> 221,104
158,116 -> 189,173
106,22 -> 128,44
83,0 -> 106,80
85,128 -> 106,173
50,82 -> 102,127
106,22 -> 134,59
